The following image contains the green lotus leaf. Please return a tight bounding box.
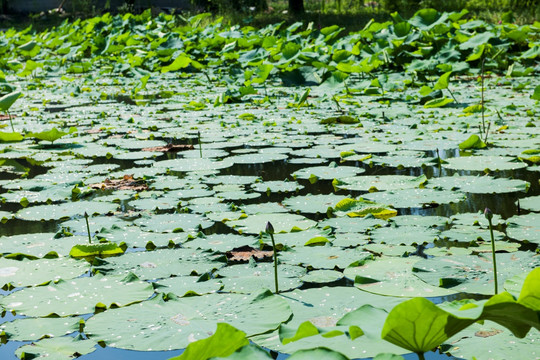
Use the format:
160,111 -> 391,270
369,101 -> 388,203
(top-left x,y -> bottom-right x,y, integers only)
443,156 -> 528,172
332,198 -> 397,220
0,273 -> 154,317
413,253 -> 540,295
170,323 -> 249,360
15,335 -> 97,360
0,91 -> 22,111
69,242 -> 124,259
27,127 -> 77,143
85,289 -> 292,351
459,134 -> 486,149
333,175 -> 427,192
0,317 -> 81,341
0,257 -> 89,289
0,131 -> 24,142
226,213 -> 316,235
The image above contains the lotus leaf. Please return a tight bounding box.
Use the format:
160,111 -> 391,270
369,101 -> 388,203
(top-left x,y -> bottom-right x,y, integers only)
85,289 -> 292,351
0,273 -> 154,317
413,252 -> 540,295
14,335 -> 97,360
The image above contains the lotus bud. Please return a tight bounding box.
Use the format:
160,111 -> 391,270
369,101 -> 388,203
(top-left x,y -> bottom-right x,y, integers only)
484,208 -> 493,221
266,221 -> 274,235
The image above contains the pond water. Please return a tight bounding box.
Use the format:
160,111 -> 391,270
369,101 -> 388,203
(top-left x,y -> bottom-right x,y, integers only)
1,11 -> 539,360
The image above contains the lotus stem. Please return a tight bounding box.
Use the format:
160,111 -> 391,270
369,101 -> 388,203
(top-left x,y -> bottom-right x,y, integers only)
416,352 -> 426,360
266,221 -> 279,294
84,212 -> 92,244
7,110 -> 14,132
197,131 -> 202,158
485,208 -> 498,294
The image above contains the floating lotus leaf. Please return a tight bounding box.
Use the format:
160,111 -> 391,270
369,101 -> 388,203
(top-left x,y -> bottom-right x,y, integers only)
183,233 -> 258,252
443,156 -> 528,172
94,248 -> 224,280
282,194 -> 347,215
344,257 -> 456,297
300,270 -> 344,284
292,163 -> 365,182
444,322 -> 540,360
0,273 -> 154,317
134,213 -> 214,234
0,317 -> 80,341
153,158 -> 233,172
251,180 -> 304,194
519,195 -> 540,212
332,198 -> 397,219
427,175 -> 529,194
14,335 -> 97,360
318,217 -> 386,234
216,262 -> 305,293
155,276 -> 222,297
260,228 -> 334,248
16,201 -> 118,221
506,213 -> 540,245
450,211 -> 504,228
438,226 -> 505,244
389,215 -> 448,227
0,257 -> 89,289
363,188 -> 466,208
413,252 -> 540,295
333,174 -> 427,192
279,246 -> 372,269
0,234 -> 91,258
226,213 -> 316,235
369,226 -> 439,246
85,289 -> 292,351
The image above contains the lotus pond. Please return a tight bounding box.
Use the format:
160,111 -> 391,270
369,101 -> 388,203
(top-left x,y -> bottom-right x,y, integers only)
0,7 -> 539,360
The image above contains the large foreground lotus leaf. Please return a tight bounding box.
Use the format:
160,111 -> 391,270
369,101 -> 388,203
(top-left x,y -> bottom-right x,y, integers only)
16,201 -> 118,221
153,158 -> 233,172
95,248 -> 224,280
519,195 -> 540,212
183,233 -> 259,252
0,317 -> 80,341
0,273 -> 154,316
253,287 -> 404,357
85,289 -> 292,351
332,175 -> 427,192
279,246 -> 372,269
363,188 -> 466,208
344,257 -> 456,297
427,175 -> 530,194
0,233 -> 91,258
134,213 -> 214,233
282,194 -> 347,215
443,156 -> 528,172
279,305 -> 407,358
14,335 -> 97,360
292,163 -> 365,182
216,262 -> 305,293
444,322 -> 540,360
506,213 -> 540,245
368,226 -> 439,246
155,276 -> 222,297
0,257 -> 89,289
413,252 -> 540,295
226,213 -> 316,235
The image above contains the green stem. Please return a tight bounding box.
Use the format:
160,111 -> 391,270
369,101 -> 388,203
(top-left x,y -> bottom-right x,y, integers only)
416,352 -> 426,360
487,217 -> 498,294
197,131 -> 202,158
84,212 -> 92,244
269,232 -> 279,294
7,110 -> 14,132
